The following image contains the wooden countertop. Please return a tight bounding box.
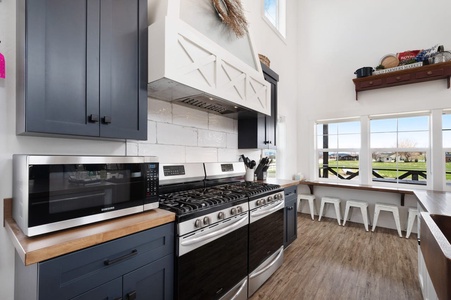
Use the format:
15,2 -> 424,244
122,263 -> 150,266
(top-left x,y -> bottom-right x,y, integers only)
3,198 -> 175,266
264,178 -> 301,188
414,190 -> 451,215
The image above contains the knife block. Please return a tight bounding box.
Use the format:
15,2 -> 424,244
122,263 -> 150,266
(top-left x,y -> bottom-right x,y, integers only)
256,171 -> 267,181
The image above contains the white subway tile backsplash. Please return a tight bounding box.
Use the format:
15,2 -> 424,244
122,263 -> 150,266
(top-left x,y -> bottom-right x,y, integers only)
218,148 -> 241,162
173,104 -> 209,129
186,147 -> 217,162
226,133 -> 238,149
208,114 -> 236,133
126,141 -> 139,156
198,130 -> 227,148
139,143 -> 185,163
146,120 -> 157,143
157,123 -> 198,146
148,98 -> 172,123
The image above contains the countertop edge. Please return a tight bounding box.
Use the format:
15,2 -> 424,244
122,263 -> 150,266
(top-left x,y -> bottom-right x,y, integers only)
3,199 -> 175,265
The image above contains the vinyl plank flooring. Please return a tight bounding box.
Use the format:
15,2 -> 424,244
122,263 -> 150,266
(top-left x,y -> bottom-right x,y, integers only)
250,213 -> 422,300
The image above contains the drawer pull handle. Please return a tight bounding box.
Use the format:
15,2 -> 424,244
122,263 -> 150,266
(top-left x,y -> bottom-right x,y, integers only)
396,76 -> 401,80
104,249 -> 138,266
427,71 -> 432,75
126,291 -> 137,300
369,81 -> 373,85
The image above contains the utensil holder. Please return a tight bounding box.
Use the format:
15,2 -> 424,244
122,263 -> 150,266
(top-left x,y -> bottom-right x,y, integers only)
245,169 -> 255,181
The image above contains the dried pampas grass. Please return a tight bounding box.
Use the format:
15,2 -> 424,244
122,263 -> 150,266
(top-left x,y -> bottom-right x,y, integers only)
212,0 -> 248,38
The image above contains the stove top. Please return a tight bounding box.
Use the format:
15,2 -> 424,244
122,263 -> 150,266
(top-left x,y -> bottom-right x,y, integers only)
159,181 -> 281,219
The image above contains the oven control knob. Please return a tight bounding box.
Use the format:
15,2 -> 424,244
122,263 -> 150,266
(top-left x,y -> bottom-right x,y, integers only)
236,206 -> 242,213
274,193 -> 281,200
203,216 -> 210,226
267,196 -> 273,202
230,207 -> 237,215
194,219 -> 202,228
218,212 -> 225,220
261,198 -> 266,205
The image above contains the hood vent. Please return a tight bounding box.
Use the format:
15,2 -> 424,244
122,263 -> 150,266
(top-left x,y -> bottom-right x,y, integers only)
147,0 -> 271,117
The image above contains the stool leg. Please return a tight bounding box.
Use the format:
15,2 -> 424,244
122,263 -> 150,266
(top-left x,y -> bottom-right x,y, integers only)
361,207 -> 369,231
343,203 -> 350,226
393,211 -> 402,237
406,213 -> 415,239
372,207 -> 380,232
334,203 -> 341,225
308,199 -> 315,220
318,201 -> 325,222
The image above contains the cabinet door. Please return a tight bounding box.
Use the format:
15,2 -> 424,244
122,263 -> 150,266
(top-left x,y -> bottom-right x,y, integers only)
99,0 -> 147,140
24,0 -> 100,136
71,277 -> 122,300
284,186 -> 297,248
123,255 -> 174,300
264,71 -> 277,149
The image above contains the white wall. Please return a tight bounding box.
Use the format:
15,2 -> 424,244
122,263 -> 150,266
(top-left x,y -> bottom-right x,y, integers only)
0,0 -> 298,298
296,0 -> 451,181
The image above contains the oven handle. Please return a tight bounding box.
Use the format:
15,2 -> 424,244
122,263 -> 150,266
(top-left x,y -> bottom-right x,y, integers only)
230,279 -> 247,300
181,214 -> 248,246
249,247 -> 284,279
251,201 -> 284,218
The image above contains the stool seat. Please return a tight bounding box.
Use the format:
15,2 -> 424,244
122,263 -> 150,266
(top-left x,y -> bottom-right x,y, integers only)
343,200 -> 369,231
298,194 -> 316,220
406,207 -> 419,239
318,197 -> 341,225
372,203 -> 402,237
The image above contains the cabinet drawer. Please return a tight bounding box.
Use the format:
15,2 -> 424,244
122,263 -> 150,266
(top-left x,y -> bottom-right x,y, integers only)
386,74 -> 411,84
416,68 -> 444,79
284,186 -> 297,198
38,223 -> 174,300
357,79 -> 383,89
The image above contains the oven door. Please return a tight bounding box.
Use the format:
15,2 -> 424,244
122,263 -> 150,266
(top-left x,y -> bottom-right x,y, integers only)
176,213 -> 249,300
248,200 -> 284,296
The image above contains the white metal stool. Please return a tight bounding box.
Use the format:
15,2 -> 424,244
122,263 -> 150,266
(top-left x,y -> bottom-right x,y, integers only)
298,194 -> 316,220
318,197 -> 341,225
372,203 -> 402,237
406,207 -> 419,239
343,200 -> 370,231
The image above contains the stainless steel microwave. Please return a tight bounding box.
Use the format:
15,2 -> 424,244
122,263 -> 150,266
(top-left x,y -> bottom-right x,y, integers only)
13,155 -> 159,237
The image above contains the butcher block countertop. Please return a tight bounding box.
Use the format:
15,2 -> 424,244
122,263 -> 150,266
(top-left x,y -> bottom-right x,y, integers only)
264,178 -> 300,188
3,198 -> 175,266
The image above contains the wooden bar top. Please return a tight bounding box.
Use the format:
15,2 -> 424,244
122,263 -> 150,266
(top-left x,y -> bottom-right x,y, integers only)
3,198 -> 175,266
263,178 -> 300,188
297,180 -> 414,194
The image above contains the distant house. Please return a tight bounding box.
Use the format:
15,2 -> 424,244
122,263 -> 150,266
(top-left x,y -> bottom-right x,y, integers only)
375,153 -> 397,162
329,152 -> 359,161
446,152 -> 451,162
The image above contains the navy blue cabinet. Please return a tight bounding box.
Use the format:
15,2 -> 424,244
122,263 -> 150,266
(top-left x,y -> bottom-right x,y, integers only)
16,0 -> 148,140
238,64 -> 278,149
14,223 -> 174,300
284,186 -> 298,248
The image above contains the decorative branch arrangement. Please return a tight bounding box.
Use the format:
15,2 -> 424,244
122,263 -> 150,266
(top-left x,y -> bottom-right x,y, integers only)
212,0 -> 248,37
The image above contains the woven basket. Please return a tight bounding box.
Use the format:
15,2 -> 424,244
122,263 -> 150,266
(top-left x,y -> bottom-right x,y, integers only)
258,54 -> 270,67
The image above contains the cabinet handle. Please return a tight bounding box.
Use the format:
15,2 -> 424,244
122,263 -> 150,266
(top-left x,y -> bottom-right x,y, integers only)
113,298 -> 123,300
396,76 -> 401,80
427,71 -> 433,75
102,116 -> 112,124
264,141 -> 272,145
126,291 -> 137,300
369,81 -> 373,85
104,249 -> 138,266
288,206 -> 294,210
88,114 -> 99,123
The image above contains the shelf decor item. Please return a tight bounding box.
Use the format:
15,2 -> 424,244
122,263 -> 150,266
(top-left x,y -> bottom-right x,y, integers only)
212,0 -> 248,37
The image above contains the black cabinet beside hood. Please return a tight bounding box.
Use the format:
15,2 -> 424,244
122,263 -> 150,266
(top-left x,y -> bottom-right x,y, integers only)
238,64 -> 279,149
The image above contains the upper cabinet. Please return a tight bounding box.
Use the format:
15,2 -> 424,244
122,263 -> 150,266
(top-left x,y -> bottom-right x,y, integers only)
238,64 -> 279,149
16,0 -> 148,140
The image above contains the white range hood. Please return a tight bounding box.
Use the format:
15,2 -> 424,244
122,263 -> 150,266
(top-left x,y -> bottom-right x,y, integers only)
147,0 -> 271,117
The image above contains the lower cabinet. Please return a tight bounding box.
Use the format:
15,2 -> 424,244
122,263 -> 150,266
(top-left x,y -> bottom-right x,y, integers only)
284,186 -> 298,248
14,223 -> 174,300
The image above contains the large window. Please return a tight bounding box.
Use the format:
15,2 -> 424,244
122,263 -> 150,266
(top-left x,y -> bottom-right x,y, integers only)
443,112 -> 451,187
370,114 -> 429,186
263,0 -> 286,38
316,120 -> 360,182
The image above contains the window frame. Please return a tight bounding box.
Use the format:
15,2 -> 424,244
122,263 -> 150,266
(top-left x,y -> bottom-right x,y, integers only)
262,0 -> 287,40
368,112 -> 431,189
443,110 -> 451,191
315,118 -> 361,183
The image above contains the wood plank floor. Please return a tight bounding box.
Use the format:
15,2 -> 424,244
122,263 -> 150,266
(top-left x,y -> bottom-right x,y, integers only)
250,213 -> 422,300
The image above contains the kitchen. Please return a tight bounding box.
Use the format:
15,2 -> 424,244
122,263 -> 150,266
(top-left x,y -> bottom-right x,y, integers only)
1,0 -> 451,299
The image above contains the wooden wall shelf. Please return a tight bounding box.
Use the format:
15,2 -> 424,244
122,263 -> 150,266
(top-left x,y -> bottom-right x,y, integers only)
352,61 -> 451,100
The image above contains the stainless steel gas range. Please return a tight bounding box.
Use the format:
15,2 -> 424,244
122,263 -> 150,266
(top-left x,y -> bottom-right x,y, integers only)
158,162 -> 284,300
